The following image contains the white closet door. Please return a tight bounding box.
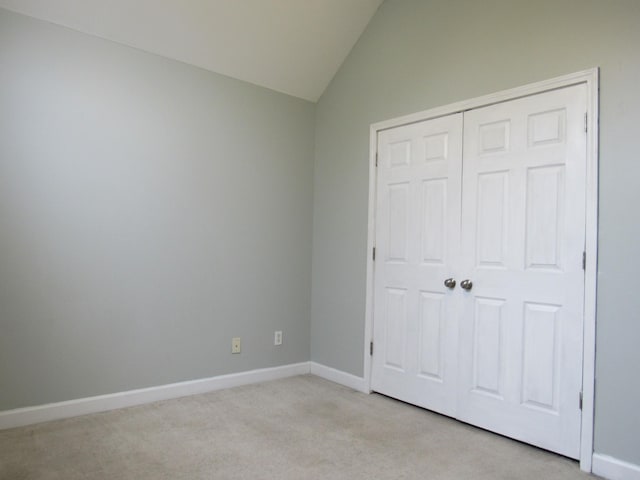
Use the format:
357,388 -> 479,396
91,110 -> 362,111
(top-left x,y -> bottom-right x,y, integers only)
371,114 -> 463,416
457,84 -> 587,459
371,84 -> 587,459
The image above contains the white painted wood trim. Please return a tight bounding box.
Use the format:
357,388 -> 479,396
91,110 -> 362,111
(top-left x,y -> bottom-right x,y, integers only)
364,68 -> 599,471
310,362 -> 369,394
580,67 -> 599,474
0,362 -> 311,430
362,124 -> 378,394
593,454 -> 640,480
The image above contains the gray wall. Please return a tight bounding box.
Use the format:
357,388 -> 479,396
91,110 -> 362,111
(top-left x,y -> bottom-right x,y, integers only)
311,0 -> 640,466
0,8 -> 315,410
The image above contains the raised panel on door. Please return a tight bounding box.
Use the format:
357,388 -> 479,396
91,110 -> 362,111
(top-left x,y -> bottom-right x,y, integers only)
458,84 -> 587,459
471,297 -> 506,399
521,302 -> 561,411
372,113 -> 463,417
418,291 -> 445,380
383,288 -> 408,371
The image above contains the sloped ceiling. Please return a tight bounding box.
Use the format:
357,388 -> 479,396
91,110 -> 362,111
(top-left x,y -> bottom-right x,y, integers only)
0,0 -> 383,102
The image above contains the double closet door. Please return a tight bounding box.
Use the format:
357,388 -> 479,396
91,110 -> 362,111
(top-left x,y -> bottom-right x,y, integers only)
371,85 -> 587,459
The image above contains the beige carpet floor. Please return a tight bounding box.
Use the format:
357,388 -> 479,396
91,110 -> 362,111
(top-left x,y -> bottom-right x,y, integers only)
0,375 -> 595,480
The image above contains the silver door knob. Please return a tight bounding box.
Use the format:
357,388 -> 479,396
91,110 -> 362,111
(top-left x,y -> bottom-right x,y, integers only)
444,278 -> 456,289
460,279 -> 473,291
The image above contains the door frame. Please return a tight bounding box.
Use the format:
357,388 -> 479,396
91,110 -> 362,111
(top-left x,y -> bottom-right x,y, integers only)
363,68 -> 599,472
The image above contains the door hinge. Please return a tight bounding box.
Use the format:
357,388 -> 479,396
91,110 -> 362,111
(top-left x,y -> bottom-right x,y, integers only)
372,247 -> 376,261
579,391 -> 583,410
370,341 -> 374,356
375,153 -> 378,167
582,251 -> 586,270
584,112 -> 588,133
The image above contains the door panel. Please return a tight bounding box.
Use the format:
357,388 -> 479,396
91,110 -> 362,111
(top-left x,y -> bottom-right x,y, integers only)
525,166 -> 565,270
418,291 -> 445,380
458,85 -> 586,459
372,114 -> 463,417
521,302 -> 560,411
475,171 -> 509,268
471,296 -> 506,398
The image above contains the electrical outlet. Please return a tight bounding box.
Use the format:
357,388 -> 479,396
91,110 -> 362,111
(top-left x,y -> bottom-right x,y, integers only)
232,337 -> 241,354
274,330 -> 283,346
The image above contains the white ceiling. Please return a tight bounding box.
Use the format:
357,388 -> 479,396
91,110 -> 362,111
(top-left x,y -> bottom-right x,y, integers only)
0,0 -> 383,102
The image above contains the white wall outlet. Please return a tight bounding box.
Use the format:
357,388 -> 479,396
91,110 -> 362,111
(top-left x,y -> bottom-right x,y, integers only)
274,330 -> 283,346
232,337 -> 241,354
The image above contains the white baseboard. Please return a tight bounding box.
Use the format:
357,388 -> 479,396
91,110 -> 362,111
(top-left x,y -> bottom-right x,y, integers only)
309,362 -> 369,393
0,361 -> 372,430
0,362 -> 310,430
593,453 -> 640,480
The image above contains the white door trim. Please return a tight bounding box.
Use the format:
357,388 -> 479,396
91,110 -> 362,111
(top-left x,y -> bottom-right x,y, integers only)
363,68 -> 599,472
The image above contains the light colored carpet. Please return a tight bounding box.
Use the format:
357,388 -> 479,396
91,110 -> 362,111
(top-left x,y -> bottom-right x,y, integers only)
0,375 -> 595,480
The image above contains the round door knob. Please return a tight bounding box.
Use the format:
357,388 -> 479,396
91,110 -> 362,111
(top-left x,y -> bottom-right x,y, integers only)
460,279 -> 473,291
444,278 -> 456,289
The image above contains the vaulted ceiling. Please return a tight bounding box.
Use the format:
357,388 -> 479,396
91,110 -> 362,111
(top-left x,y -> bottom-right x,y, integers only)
0,0 -> 383,102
